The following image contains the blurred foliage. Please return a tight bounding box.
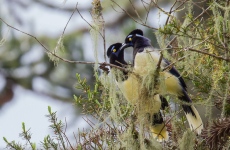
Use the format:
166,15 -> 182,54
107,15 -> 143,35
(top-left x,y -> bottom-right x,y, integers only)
74,73 -> 111,115
1,0 -> 230,149
0,1 -> 96,107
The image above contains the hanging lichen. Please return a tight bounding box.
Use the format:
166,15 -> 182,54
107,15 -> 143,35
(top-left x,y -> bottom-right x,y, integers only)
179,130 -> 196,150
90,0 -> 104,73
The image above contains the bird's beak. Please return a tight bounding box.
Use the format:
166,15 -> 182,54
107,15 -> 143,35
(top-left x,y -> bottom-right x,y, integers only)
119,43 -> 132,51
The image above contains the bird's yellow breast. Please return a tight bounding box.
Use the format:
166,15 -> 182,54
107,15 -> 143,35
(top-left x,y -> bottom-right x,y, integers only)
118,74 -> 139,104
117,73 -> 161,114
133,49 -> 183,95
134,49 -> 166,74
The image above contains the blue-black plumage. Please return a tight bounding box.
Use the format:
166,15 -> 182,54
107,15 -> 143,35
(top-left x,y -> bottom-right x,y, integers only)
121,29 -> 203,134
107,43 -> 169,141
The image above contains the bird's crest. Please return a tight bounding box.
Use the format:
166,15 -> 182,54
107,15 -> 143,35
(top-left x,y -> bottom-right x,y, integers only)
127,29 -> 143,37
125,29 -> 144,44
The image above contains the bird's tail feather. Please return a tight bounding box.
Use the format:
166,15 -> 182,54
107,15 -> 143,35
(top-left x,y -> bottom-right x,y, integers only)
179,90 -> 203,134
185,105 -> 203,134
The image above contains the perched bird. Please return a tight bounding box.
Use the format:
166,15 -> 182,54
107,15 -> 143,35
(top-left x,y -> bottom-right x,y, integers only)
107,43 -> 169,141
120,29 -> 203,134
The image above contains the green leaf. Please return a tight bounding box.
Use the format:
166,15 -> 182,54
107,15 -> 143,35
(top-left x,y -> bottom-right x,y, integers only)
3,137 -> 8,143
32,143 -> 36,150
48,106 -> 52,114
22,122 -> 25,132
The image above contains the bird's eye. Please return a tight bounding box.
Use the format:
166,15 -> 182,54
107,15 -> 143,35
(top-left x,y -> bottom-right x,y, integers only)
129,38 -> 132,41
113,49 -> 116,52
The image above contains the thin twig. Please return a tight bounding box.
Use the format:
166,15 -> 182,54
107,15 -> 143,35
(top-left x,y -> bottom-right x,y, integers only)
129,0 -> 144,24
172,0 -> 187,13
33,0 -> 90,12
62,3 -> 78,36
0,17 -> 130,71
187,48 -> 230,62
60,120 -> 74,150
82,117 -> 94,128
163,55 -> 188,71
0,17 -> 50,53
166,36 -> 177,48
76,5 -> 104,38
151,0 -> 174,18
111,0 -> 158,30
144,0 -> 152,24
185,5 -> 211,28
76,6 -> 93,29
156,51 -> 163,69
165,0 -> 178,25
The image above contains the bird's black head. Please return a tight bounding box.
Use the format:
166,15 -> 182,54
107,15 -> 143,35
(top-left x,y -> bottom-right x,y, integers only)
119,29 -> 145,50
121,29 -> 152,51
107,43 -> 127,67
124,29 -> 144,46
107,43 -> 123,58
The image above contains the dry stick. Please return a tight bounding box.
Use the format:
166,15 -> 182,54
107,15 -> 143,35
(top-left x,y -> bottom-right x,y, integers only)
164,0 -> 178,26
62,3 -> 78,36
73,132 -> 78,146
144,0 -> 152,24
172,0 -> 187,13
188,48 -> 230,62
0,19 -> 128,71
151,0 -> 174,18
60,118 -> 74,150
141,0 -> 149,24
168,33 -> 225,51
111,0 -> 158,30
163,47 -> 230,72
82,117 -> 94,128
140,0 -> 153,24
188,36 -> 212,49
192,1 -> 211,17
76,4 -> 106,62
129,0 -> 144,24
186,5 -> 211,27
53,3 -> 78,56
166,4 -> 211,47
166,36 -> 177,48
0,17 -> 49,54
33,0 -> 90,12
163,55 -> 188,71
75,5 -> 104,38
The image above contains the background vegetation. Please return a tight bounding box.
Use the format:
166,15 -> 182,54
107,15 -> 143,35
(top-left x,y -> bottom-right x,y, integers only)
0,0 -> 230,149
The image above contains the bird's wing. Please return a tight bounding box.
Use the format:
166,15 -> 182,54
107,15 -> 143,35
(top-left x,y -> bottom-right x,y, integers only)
163,58 -> 187,91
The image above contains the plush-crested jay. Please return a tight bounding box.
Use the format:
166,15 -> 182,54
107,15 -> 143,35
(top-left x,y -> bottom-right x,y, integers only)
119,29 -> 203,134
107,43 -> 169,141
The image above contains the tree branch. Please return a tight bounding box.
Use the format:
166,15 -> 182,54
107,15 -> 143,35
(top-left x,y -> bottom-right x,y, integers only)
187,48 -> 230,62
